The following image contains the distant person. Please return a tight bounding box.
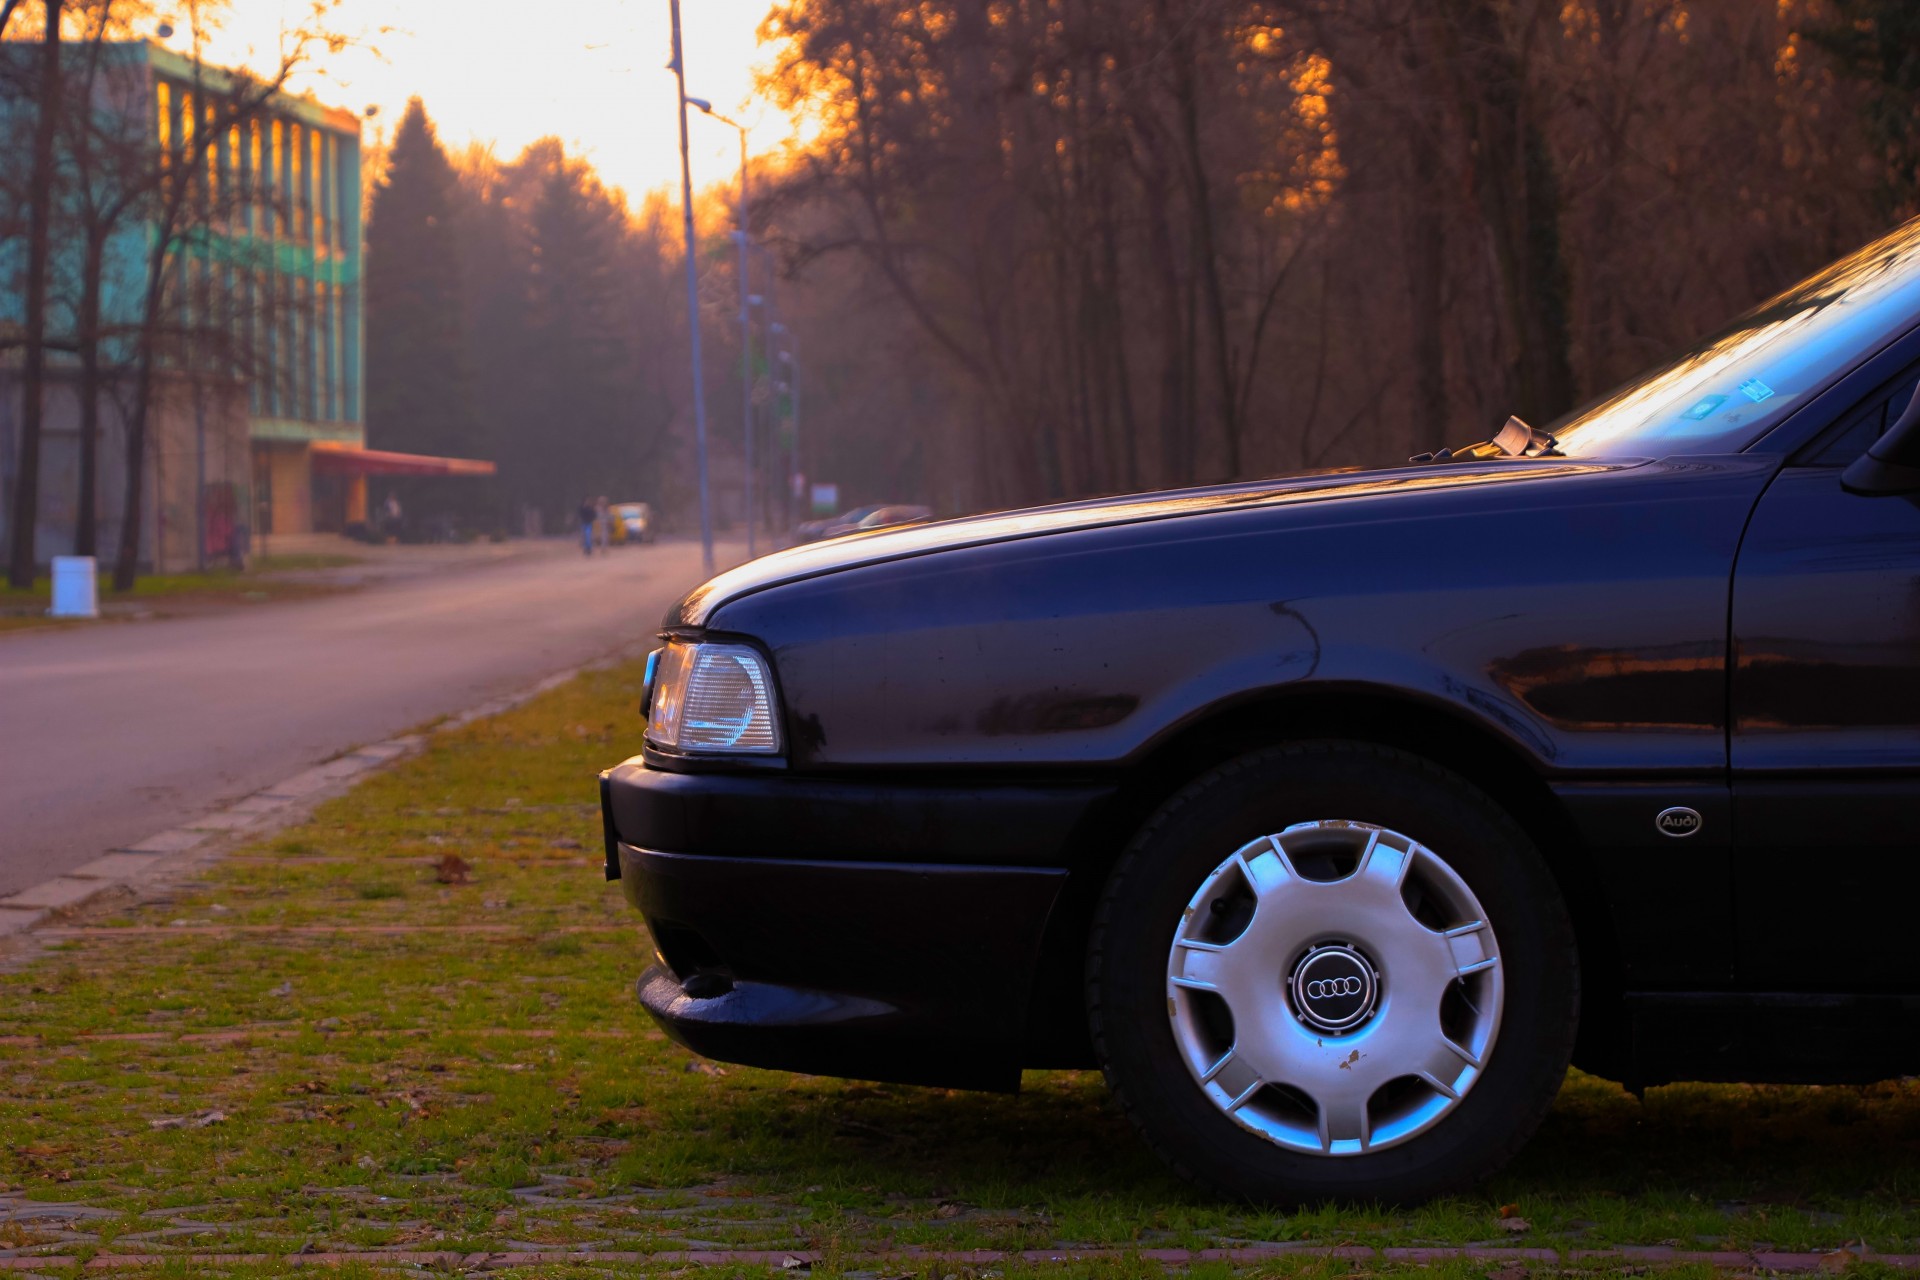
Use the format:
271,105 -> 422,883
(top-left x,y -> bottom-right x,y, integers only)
595,496 -> 611,550
577,499 -> 597,556
382,492 -> 402,542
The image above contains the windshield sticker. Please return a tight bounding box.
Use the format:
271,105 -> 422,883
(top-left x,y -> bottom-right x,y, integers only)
1681,395 -> 1728,421
1739,378 -> 1776,403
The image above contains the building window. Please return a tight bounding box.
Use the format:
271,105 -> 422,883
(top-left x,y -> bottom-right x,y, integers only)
203,95 -> 217,213
311,128 -> 325,249
269,120 -> 285,235
247,119 -> 261,232
288,122 -> 305,232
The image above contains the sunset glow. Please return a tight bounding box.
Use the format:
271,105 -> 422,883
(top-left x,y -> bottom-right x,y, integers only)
174,0 -> 789,203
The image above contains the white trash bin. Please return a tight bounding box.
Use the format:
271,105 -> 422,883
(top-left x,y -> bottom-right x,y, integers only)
50,555 -> 99,618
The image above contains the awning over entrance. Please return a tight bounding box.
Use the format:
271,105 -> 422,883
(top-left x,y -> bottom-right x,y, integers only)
310,441 -> 497,478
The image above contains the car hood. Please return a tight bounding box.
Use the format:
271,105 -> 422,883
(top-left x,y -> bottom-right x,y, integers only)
669,457 -> 1640,628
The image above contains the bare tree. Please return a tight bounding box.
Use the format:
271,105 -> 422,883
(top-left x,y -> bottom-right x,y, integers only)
108,0 -> 347,588
6,0 -> 62,588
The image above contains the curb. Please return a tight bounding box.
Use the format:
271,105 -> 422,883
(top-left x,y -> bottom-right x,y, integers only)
0,737 -> 423,942
0,650 -> 641,946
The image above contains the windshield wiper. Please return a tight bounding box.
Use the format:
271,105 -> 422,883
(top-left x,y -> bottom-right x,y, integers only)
1412,415 -> 1564,464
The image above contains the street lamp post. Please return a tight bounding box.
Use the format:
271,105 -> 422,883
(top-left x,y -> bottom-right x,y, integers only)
687,99 -> 755,559
667,0 -> 714,576
771,323 -> 800,528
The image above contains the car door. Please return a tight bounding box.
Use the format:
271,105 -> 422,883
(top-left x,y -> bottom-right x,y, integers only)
1730,366 -> 1920,991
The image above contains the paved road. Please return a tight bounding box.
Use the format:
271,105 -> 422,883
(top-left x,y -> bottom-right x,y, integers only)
0,538 -> 727,898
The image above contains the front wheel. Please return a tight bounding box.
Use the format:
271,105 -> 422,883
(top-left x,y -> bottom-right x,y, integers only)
1087,742 -> 1578,1204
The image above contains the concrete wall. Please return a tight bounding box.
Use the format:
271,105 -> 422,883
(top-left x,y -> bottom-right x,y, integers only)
0,369 -> 252,574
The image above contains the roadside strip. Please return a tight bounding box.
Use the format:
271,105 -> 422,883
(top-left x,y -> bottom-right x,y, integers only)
0,658 -> 630,946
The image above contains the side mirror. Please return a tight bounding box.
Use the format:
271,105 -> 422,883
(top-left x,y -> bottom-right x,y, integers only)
1843,384 -> 1920,495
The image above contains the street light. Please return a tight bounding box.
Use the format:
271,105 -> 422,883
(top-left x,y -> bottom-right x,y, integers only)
667,0 -> 715,575
688,98 -> 756,558
771,322 -> 801,527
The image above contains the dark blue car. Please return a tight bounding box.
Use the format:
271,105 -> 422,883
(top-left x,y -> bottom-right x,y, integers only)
602,218 -> 1920,1203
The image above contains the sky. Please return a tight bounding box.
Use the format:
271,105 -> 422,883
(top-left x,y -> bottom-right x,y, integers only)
168,0 -> 791,204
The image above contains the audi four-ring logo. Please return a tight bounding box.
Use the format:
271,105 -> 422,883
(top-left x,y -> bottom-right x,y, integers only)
1306,976 -> 1363,999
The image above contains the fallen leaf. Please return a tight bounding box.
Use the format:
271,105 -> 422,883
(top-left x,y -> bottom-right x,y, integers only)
1498,1203 -> 1521,1218
597,1106 -> 652,1127
1499,1216 -> 1531,1234
781,1257 -> 811,1272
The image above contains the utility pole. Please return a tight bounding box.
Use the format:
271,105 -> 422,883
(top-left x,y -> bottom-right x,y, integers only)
742,247 -> 754,557
668,0 -> 714,576
688,100 -> 754,558
773,323 -> 799,529
8,0 -> 62,589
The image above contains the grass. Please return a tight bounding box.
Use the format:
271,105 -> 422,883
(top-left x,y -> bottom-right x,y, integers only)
0,657 -> 1916,1277
0,558 -> 357,631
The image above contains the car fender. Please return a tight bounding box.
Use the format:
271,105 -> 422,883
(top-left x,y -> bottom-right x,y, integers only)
708,456 -> 1778,779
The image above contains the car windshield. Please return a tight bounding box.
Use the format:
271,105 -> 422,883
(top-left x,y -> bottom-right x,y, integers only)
1549,217 -> 1920,457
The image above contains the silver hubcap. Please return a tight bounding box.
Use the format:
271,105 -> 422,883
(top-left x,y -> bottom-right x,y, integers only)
1165,820 -> 1503,1156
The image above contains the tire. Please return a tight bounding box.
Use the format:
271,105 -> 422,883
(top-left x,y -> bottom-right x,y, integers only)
1087,741 -> 1578,1205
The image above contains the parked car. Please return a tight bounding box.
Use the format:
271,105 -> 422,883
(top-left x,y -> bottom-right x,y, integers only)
610,502 -> 654,545
795,503 -> 933,543
602,218 -> 1920,1204
841,503 -> 932,536
793,503 -> 885,544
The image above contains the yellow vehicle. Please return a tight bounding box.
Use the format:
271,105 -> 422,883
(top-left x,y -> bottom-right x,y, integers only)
610,502 -> 654,545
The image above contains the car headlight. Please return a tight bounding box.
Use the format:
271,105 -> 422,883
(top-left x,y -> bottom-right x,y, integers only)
644,641 -> 783,754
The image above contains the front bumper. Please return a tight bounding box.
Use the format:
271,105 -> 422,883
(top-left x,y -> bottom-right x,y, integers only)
601,759 -> 1112,1091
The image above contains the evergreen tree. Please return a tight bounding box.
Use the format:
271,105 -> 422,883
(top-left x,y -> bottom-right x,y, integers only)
518,155 -> 639,520
363,98 -> 482,526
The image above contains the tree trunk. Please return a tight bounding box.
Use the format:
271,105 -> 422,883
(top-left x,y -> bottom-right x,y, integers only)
75,231 -> 104,556
1406,133 -> 1449,453
113,281 -> 164,591
7,0 -> 61,589
1163,1 -> 1239,478
115,190 -> 187,591
1439,0 -> 1575,425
